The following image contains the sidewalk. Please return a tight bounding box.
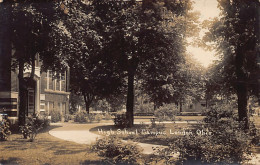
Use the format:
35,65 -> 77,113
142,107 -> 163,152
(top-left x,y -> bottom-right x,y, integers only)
49,122 -> 167,154
49,122 -> 260,163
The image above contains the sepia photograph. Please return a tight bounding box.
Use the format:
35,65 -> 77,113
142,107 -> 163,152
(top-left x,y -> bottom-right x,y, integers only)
0,0 -> 259,164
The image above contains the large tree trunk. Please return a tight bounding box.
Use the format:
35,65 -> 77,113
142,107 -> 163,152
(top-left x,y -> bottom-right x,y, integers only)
126,70 -> 135,127
18,60 -> 26,126
237,83 -> 248,129
83,92 -> 93,114
236,48 -> 249,130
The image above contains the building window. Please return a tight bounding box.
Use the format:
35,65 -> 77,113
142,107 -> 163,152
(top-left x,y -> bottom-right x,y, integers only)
56,75 -> 61,91
44,101 -> 55,115
48,71 -> 55,90
46,71 -> 66,91
61,73 -> 66,91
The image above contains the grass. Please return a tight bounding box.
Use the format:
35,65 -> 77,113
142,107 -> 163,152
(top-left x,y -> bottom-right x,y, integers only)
90,122 -> 198,145
1,116 -> 259,164
176,115 -> 205,121
0,125 -> 106,165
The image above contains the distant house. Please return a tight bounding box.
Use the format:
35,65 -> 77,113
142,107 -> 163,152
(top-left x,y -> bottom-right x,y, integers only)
179,100 -> 208,113
0,31 -> 70,124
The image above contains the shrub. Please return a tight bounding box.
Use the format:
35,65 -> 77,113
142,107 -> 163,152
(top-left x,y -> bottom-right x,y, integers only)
155,104 -> 257,164
64,114 -> 72,122
74,111 -> 87,123
91,135 -> 143,164
50,110 -> 62,123
104,113 -> 112,120
155,104 -> 179,122
203,103 -> 238,123
37,114 -> 50,129
94,114 -> 103,123
0,116 -> 11,141
114,114 -> 129,128
20,114 -> 47,142
74,112 -> 103,123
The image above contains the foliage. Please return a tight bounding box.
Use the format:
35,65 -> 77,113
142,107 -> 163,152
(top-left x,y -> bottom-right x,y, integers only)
50,111 -> 62,123
92,99 -> 111,112
91,135 -> 143,164
103,113 -> 112,120
20,115 -> 45,142
90,0 -> 196,127
0,1 -> 64,126
114,114 -> 129,128
51,0 -> 124,114
69,92 -> 85,114
154,104 -> 179,122
37,114 -> 51,129
74,111 -> 103,123
0,116 -> 11,141
155,104 -> 257,164
134,92 -> 154,113
74,111 -> 87,123
64,114 -> 72,122
106,94 -> 126,112
203,103 -> 238,123
203,0 -> 260,128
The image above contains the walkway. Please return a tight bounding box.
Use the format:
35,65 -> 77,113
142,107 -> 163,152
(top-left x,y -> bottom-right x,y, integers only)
49,122 -> 167,154
49,122 -> 260,163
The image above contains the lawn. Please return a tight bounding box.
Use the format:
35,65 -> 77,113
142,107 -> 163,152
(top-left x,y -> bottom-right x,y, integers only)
1,116 -> 259,165
0,125 -> 107,165
90,122 -> 198,145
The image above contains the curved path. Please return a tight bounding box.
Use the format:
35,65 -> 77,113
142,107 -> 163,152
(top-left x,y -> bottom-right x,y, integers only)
49,122 -> 167,154
49,122 -> 260,163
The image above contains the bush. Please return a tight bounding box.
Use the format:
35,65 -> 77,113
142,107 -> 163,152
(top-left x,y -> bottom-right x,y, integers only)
74,112 -> 104,123
74,111 -> 87,123
20,114 -> 49,142
64,114 -> 72,122
94,114 -> 103,123
155,104 -> 257,164
37,114 -> 50,129
114,114 -> 129,128
104,113 -> 112,120
155,104 -> 179,122
91,135 -> 143,164
0,117 -> 11,141
203,103 -> 237,123
50,111 -> 62,123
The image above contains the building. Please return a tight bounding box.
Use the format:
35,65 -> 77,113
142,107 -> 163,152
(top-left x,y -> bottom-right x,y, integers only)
0,56 -> 70,124
0,26 -> 70,124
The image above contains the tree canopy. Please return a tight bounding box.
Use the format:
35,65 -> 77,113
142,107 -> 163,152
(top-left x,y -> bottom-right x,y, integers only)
203,0 -> 260,129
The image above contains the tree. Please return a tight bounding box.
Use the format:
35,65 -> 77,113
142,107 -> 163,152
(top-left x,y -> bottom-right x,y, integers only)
91,0 -> 193,127
203,0 -> 260,129
0,1 -> 64,125
49,0 -> 125,114
142,53 -> 205,111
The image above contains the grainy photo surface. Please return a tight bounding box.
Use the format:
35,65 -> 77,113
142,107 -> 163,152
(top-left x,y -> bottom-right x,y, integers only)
0,0 -> 259,164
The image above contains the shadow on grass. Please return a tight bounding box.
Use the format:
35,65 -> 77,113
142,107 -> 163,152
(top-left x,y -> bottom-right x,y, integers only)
0,157 -> 20,165
39,124 -> 63,133
89,124 -> 148,133
2,124 -> 88,156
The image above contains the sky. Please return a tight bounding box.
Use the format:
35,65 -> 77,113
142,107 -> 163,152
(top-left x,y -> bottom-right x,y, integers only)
187,0 -> 221,68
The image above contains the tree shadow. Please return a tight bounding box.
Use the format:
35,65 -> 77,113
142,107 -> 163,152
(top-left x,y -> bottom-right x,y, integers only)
38,124 -> 63,133
0,157 -> 20,165
81,160 -> 112,165
3,124 -> 88,156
